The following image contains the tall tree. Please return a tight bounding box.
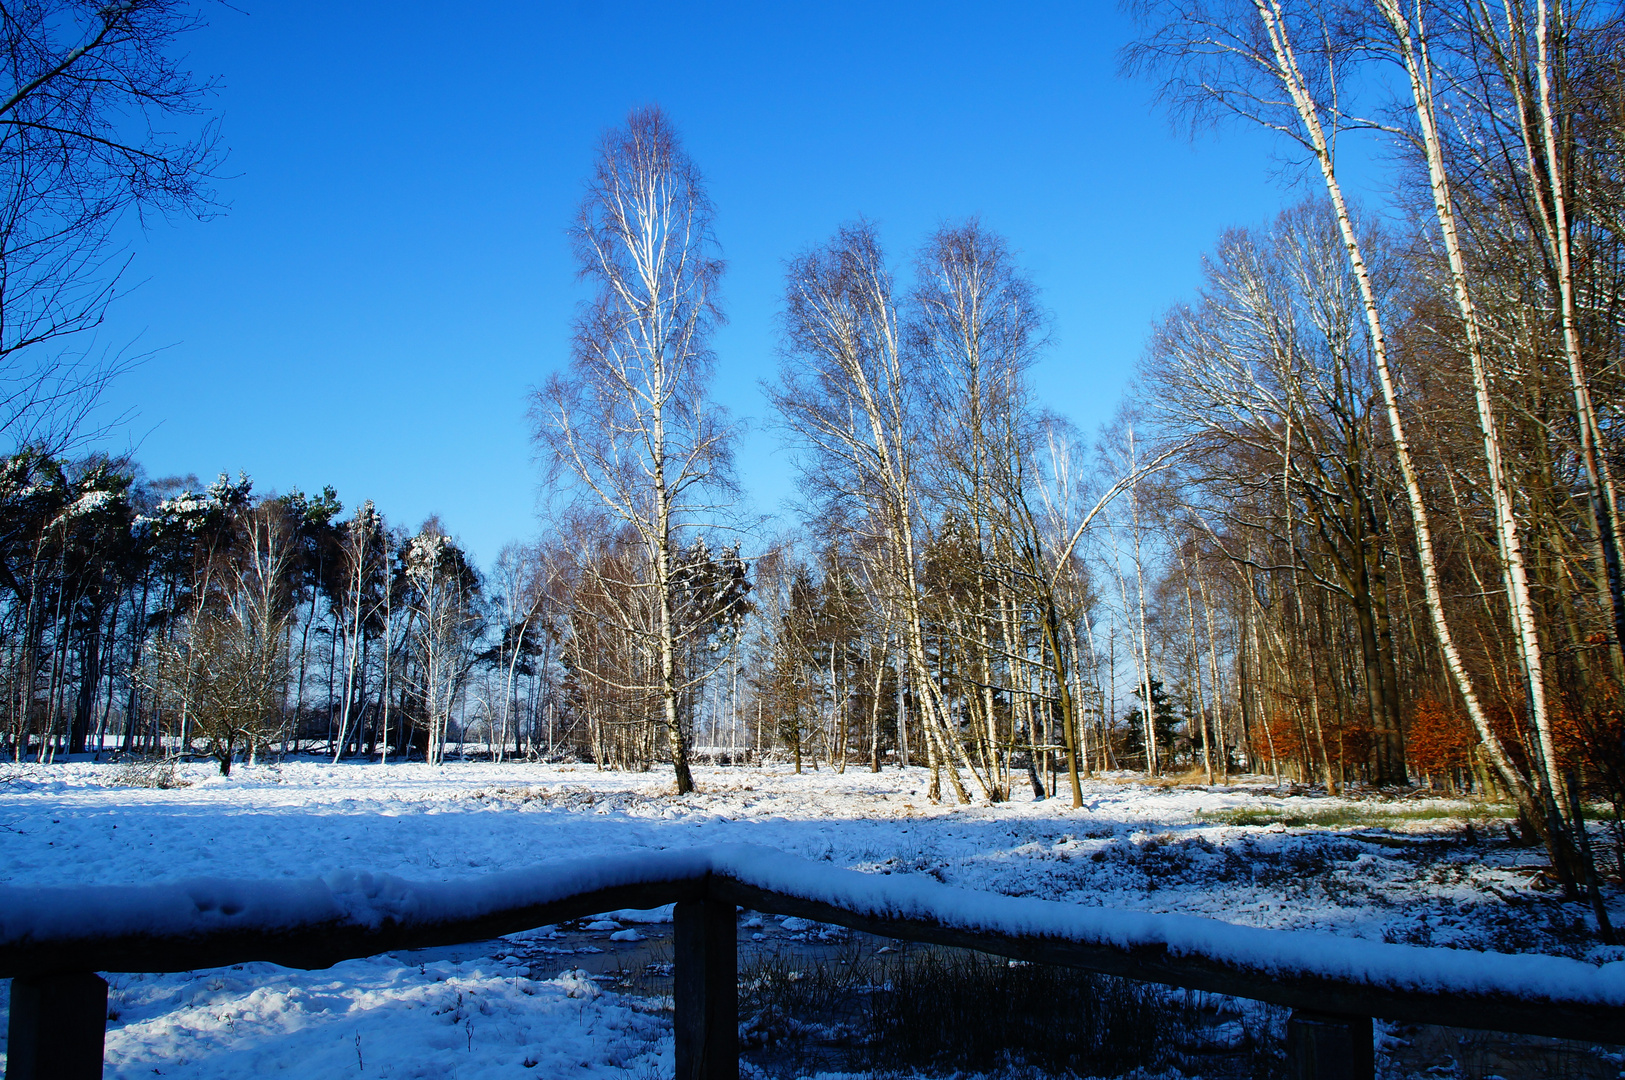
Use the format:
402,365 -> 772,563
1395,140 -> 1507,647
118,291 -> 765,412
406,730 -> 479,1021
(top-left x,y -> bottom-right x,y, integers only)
536,106 -> 734,795
913,219 -> 1046,800
1143,204 -> 1407,781
771,221 -> 980,802
1126,0 -> 1622,895
401,523 -> 481,766
332,500 -> 384,762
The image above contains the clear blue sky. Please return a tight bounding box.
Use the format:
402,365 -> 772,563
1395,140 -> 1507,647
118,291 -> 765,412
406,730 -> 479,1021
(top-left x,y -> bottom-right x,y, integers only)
86,1 -> 1351,567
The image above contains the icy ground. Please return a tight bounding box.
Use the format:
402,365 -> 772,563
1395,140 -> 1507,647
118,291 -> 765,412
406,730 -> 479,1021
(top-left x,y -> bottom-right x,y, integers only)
0,760 -> 1617,1077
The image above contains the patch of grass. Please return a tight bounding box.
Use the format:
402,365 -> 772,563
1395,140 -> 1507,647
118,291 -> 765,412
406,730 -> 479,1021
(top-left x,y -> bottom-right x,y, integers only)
1196,803 -> 1516,829
739,938 -> 877,1054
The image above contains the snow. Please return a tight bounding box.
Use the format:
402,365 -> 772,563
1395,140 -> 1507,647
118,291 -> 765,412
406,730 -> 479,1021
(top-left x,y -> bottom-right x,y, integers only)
0,850 -> 714,956
706,845 -> 1625,1004
607,906 -> 673,924
67,489 -> 116,516
101,958 -> 667,1079
0,760 -> 1619,1077
154,494 -> 213,518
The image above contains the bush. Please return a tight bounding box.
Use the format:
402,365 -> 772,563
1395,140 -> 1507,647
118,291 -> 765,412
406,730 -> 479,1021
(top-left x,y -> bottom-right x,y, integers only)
110,757 -> 189,789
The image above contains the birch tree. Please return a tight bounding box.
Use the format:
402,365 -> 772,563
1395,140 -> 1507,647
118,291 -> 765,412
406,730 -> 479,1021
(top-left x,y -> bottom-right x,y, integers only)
489,541 -> 552,761
402,525 -> 481,767
332,500 -> 383,762
770,221 -> 978,803
1372,0 -> 1568,831
1126,0 -> 1581,859
773,222 -> 975,805
1434,0 -> 1625,668
535,106 -> 733,795
913,220 -> 1046,800
1143,203 -> 1407,780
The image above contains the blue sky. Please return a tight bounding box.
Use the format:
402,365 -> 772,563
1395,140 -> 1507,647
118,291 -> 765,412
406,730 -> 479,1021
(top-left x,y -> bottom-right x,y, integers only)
85,1 -> 1352,566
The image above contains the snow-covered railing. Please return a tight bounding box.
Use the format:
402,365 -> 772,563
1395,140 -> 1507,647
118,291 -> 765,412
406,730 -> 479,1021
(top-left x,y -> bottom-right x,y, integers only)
2,844 -> 1622,1080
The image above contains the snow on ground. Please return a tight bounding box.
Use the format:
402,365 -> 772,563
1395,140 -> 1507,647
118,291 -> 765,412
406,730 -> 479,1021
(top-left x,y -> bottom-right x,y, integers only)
102,957 -> 669,1080
0,759 -> 1614,1077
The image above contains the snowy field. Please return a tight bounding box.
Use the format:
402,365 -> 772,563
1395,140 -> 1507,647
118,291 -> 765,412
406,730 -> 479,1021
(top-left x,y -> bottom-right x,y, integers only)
0,760 -> 1617,1077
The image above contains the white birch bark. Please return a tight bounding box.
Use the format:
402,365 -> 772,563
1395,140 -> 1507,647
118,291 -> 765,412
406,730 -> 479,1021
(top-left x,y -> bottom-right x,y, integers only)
1465,0 -> 1625,658
1376,0 -> 1561,804
1243,0 -> 1544,829
540,109 -> 731,795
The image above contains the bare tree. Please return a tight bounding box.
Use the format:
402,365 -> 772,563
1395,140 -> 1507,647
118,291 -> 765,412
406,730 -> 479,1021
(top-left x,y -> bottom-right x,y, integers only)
1373,0 -> 1566,821
0,0 -> 221,453
535,106 -> 733,795
139,498 -> 292,775
771,221 -> 985,802
332,500 -> 384,762
489,540 -> 553,761
401,524 -> 480,766
1126,0 -> 1557,842
1001,417 -> 1141,804
913,219 -> 1046,800
1423,0 -> 1625,668
1143,203 -> 1408,781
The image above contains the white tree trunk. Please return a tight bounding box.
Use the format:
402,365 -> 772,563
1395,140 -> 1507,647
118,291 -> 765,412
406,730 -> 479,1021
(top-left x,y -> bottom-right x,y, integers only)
1249,0 -> 1547,825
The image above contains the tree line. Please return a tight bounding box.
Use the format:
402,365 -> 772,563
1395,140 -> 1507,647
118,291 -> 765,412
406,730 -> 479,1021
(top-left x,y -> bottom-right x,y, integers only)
0,457 -> 521,771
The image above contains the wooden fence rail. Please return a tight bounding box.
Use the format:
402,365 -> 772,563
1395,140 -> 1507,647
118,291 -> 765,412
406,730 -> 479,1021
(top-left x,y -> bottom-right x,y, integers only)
2,845 -> 1621,1080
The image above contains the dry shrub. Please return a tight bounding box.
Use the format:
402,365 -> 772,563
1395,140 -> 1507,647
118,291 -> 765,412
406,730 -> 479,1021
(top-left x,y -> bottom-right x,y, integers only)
110,757 -> 189,789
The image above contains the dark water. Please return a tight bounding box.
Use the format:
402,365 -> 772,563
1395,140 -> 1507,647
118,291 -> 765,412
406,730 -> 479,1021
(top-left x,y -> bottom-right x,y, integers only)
391,906 -> 866,993
392,914 -> 1623,1080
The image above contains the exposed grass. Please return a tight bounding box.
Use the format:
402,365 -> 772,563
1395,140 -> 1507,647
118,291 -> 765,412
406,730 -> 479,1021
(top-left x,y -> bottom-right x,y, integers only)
1195,802 -> 1517,829
739,938 -> 878,1041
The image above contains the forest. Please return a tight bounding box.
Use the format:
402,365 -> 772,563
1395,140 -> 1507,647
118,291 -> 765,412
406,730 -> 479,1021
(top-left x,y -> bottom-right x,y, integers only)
4,0 -> 1625,917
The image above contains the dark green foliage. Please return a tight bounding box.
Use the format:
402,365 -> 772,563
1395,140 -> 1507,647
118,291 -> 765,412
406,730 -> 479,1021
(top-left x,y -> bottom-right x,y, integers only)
1122,677 -> 1182,771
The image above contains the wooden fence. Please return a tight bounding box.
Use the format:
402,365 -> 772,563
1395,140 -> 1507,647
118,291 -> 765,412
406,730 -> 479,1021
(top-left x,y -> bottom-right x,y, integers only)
2,845 -> 1621,1080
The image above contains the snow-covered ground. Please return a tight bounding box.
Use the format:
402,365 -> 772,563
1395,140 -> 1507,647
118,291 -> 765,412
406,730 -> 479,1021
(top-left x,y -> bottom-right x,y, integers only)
0,760 -> 1616,1077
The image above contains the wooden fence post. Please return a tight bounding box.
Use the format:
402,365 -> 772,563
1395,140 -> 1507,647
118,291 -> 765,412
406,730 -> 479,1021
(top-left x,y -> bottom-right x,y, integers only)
6,972 -> 108,1080
1287,1009 -> 1373,1080
673,896 -> 737,1080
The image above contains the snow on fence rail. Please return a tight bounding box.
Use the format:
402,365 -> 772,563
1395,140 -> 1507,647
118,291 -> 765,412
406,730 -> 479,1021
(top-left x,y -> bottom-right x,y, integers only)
2,843 -> 1622,1080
